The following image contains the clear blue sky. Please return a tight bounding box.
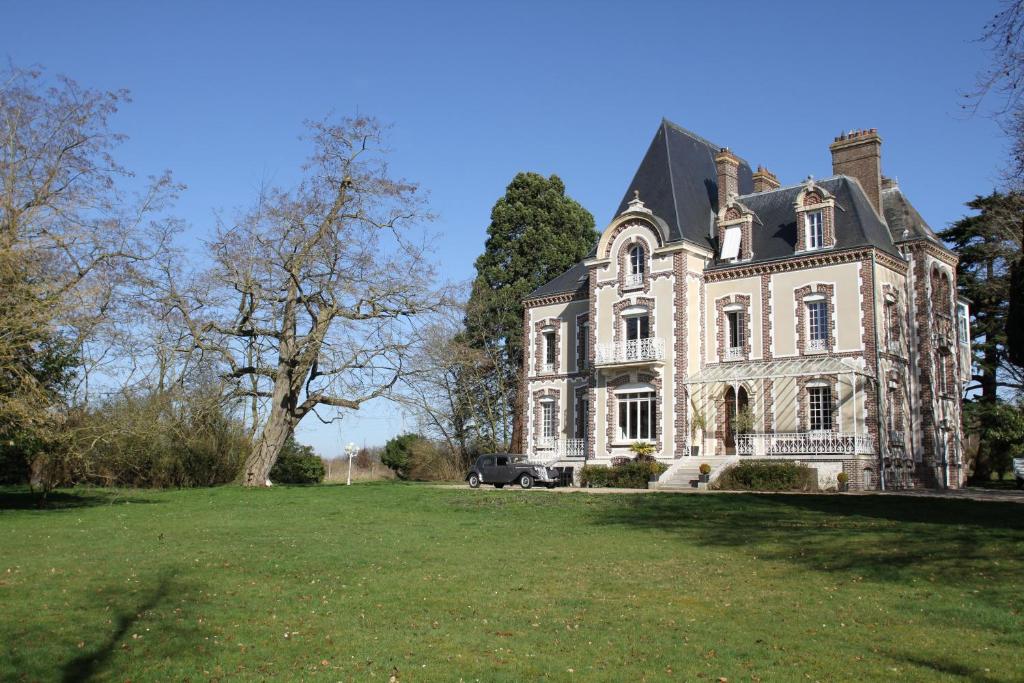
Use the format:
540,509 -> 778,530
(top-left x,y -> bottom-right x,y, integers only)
2,0 -> 1008,457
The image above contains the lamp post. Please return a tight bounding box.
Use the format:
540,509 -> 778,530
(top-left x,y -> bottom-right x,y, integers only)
345,442 -> 357,486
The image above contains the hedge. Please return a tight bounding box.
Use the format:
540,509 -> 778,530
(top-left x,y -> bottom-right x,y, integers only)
580,458 -> 668,489
714,460 -> 817,492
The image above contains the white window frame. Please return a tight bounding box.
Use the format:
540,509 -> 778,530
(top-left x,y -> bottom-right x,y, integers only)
726,309 -> 745,351
721,226 -> 742,260
625,313 -> 650,341
807,299 -> 828,350
617,391 -> 657,441
629,245 -> 645,276
543,330 -> 556,372
541,399 -> 556,440
808,384 -> 833,432
805,210 -> 824,250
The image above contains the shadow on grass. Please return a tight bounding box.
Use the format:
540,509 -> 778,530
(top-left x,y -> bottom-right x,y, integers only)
0,487 -> 160,511
592,493 -> 1024,585
59,570 -> 198,682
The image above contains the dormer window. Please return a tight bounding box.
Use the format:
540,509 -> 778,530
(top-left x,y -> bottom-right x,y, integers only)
721,226 -> 742,260
806,211 -> 824,250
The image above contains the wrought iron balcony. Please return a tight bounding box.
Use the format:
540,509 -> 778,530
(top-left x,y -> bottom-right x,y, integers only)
595,337 -> 665,365
724,346 -> 745,361
736,431 -> 875,457
808,338 -> 828,352
624,273 -> 644,289
535,437 -> 587,460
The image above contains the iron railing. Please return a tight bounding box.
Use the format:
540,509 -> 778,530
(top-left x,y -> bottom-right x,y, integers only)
595,337 -> 665,365
736,431 -> 875,456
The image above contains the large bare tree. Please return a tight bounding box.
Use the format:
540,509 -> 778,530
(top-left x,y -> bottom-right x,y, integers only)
163,117 -> 438,486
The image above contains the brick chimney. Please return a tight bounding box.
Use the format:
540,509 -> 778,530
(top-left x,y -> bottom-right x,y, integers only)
714,148 -> 740,210
752,165 -> 780,193
829,129 -> 882,214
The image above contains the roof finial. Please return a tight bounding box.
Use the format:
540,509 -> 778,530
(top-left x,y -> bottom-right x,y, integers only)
624,190 -> 652,215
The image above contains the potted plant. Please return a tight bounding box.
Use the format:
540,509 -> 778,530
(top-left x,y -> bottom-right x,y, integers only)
698,462 -> 711,483
630,441 -> 655,460
837,471 -> 849,492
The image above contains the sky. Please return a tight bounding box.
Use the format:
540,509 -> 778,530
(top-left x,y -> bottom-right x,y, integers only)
1,0 -> 1009,457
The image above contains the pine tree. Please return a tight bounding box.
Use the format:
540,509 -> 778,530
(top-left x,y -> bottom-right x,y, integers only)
466,173 -> 597,452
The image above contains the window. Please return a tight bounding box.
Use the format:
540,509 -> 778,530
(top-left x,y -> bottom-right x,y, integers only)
721,226 -> 741,260
808,385 -> 833,431
625,314 -> 650,341
727,310 -> 745,350
629,246 -> 645,276
496,456 -> 510,466
618,391 -> 657,440
805,211 -> 823,249
575,394 -> 589,439
957,302 -> 969,345
543,330 -> 556,371
541,401 -> 555,440
578,322 -> 589,369
807,300 -> 828,350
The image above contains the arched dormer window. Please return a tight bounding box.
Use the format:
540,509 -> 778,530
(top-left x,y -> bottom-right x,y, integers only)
625,244 -> 646,289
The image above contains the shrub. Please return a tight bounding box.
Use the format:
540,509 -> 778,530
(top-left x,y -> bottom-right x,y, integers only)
630,441 -> 655,458
406,439 -> 467,481
699,462 -> 711,475
580,464 -> 609,487
714,460 -> 817,492
269,438 -> 325,484
837,471 -> 849,489
382,433 -> 423,479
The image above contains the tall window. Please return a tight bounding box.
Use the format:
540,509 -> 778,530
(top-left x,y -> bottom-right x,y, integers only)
808,385 -> 833,431
807,300 -> 828,350
575,394 -> 589,439
541,401 -> 555,440
806,210 -> 823,250
727,310 -> 745,351
618,391 -> 656,440
625,314 -> 650,341
543,331 -> 556,371
578,321 -> 589,369
629,245 -> 645,276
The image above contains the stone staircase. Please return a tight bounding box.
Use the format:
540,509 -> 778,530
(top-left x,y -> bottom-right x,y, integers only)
653,456 -> 736,490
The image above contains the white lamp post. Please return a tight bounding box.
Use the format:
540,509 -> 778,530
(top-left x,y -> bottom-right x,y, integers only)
345,442 -> 357,485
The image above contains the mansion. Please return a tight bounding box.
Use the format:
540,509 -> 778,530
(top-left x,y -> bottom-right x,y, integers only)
522,121 -> 970,490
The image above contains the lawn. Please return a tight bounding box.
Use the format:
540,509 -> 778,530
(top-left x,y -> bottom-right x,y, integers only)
1,484 -> 1022,682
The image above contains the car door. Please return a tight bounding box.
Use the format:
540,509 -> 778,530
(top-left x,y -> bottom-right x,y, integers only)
494,455 -> 514,483
478,456 -> 496,482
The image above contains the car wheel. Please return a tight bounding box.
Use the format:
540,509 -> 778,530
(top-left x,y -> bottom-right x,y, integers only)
519,474 -> 533,489
468,473 -> 481,488
494,484 -> 504,489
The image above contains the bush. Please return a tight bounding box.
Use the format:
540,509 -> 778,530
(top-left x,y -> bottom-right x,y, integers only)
582,458 -> 669,488
382,433 -> 423,480
630,441 -> 655,458
714,460 -> 817,492
406,439 -> 467,481
699,462 -> 711,475
269,438 -> 325,484
837,471 -> 849,489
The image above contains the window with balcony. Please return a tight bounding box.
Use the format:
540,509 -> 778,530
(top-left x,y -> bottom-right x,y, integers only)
618,391 -> 656,441
543,331 -> 556,372
807,300 -> 828,351
808,385 -> 833,431
726,309 -> 745,360
541,400 -> 555,440
805,210 -> 824,250
575,394 -> 589,439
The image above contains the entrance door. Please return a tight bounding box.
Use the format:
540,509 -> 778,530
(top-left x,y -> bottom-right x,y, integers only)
724,386 -> 749,451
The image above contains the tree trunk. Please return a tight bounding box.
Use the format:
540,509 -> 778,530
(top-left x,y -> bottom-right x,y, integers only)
242,405 -> 295,487
510,382 -> 524,454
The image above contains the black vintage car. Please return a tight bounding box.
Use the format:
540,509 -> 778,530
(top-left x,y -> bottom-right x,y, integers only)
465,454 -> 560,489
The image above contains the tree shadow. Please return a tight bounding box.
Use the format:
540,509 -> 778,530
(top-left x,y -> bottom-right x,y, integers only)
59,570 -> 197,682
591,493 -> 1024,586
0,487 -> 160,511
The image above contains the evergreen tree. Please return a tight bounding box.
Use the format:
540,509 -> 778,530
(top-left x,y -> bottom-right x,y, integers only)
466,173 -> 597,452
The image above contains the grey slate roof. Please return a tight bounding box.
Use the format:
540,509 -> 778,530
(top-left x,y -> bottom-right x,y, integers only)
613,119 -> 753,249
711,175 -> 903,268
525,120 -> 937,300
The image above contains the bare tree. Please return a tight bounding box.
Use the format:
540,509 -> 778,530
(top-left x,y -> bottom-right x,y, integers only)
162,117 -> 438,486
0,64 -> 177,447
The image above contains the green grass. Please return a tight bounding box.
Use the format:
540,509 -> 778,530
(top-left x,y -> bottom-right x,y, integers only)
2,484 -> 1022,682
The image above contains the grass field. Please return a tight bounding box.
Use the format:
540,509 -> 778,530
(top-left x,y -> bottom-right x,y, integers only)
2,484 -> 1022,682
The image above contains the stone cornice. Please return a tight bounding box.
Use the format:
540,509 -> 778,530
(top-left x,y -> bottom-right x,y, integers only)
704,247 -> 907,282
523,291 -> 587,307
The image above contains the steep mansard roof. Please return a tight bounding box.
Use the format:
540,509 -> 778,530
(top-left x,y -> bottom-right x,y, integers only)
613,119 -> 753,248
527,120 -> 928,299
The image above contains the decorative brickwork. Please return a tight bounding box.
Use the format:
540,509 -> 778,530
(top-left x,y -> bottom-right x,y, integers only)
794,284 -> 836,355
533,318 -> 561,375
762,379 -> 774,432
604,373 -> 632,447
715,294 -> 752,361
717,202 -> 754,261
760,274 -> 773,361
705,247 -> 907,281
587,267 -> 599,460
858,259 -> 881,456
574,384 -> 589,439
575,313 -> 589,372
673,252 -> 689,458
